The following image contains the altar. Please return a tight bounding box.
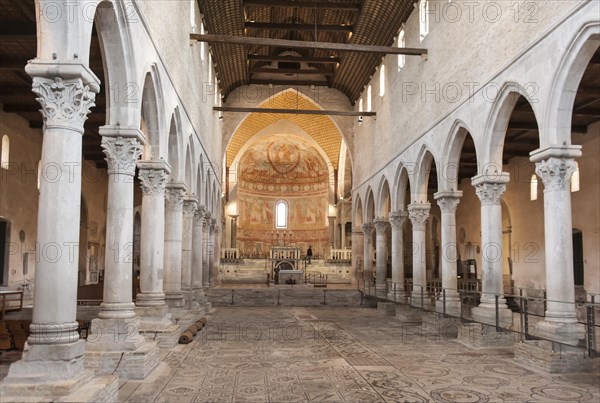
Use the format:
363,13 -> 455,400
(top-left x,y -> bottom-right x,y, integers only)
278,270 -> 304,285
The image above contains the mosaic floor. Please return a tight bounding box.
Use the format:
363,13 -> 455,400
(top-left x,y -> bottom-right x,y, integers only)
115,306 -> 599,403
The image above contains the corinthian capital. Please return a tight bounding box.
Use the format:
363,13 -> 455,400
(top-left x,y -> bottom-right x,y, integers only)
101,137 -> 142,176
434,191 -> 462,214
389,211 -> 408,229
361,223 -> 374,236
373,218 -> 390,234
408,203 -> 430,230
474,182 -> 506,206
138,160 -> 171,196
31,77 -> 96,132
535,157 -> 577,192
183,196 -> 198,217
165,183 -> 186,210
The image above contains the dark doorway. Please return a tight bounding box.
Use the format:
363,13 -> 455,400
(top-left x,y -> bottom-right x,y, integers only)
572,229 -> 584,286
0,219 -> 8,285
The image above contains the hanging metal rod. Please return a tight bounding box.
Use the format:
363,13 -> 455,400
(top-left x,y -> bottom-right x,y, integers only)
214,106 -> 375,116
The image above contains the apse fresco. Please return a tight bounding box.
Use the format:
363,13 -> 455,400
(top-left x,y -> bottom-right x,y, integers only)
235,135 -> 330,249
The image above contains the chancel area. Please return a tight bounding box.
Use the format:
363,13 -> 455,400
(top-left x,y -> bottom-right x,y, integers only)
0,0 -> 599,401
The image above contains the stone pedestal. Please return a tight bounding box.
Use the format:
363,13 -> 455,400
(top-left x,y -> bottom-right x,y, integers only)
514,340 -> 599,373
164,182 -> 186,307
373,218 -> 389,293
181,196 -> 198,308
435,191 -> 462,316
408,203 -> 430,307
471,174 -> 512,324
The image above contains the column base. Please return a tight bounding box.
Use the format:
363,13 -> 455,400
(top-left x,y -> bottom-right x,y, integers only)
136,291 -> 166,306
86,317 -> 145,351
472,304 -> 514,329
85,339 -> 160,380
4,340 -> 86,383
1,368 -> 118,403
165,292 -> 184,308
456,323 -> 516,348
97,302 -> 137,320
514,340 -> 599,373
535,319 -> 586,346
135,305 -> 180,349
435,298 -> 461,317
193,287 -> 208,305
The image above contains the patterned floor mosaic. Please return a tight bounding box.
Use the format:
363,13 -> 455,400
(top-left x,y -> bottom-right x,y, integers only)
115,307 -> 599,402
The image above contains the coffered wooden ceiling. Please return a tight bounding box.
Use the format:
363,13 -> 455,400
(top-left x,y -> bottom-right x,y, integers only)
197,0 -> 415,103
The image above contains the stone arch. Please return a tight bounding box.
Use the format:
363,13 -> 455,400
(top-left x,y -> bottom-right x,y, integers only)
545,22 -> 600,146
376,176 -> 391,218
184,144 -> 193,194
93,0 -> 139,127
354,196 -> 364,227
364,187 -> 375,223
412,146 -> 438,202
140,66 -> 164,159
442,120 -> 480,192
167,108 -> 183,181
196,154 -> 205,206
483,82 -> 542,170
393,165 -> 410,212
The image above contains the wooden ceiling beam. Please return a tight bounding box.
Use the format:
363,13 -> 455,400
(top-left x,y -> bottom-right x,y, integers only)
243,0 -> 361,11
214,106 -> 375,117
249,78 -> 330,86
191,34 -> 427,56
248,54 -> 340,64
250,67 -> 333,76
245,22 -> 352,33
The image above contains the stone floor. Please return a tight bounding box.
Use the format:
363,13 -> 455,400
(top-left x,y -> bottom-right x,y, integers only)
106,306 -> 599,403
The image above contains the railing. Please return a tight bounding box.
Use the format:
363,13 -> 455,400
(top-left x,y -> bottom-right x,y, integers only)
327,249 -> 352,263
221,248 -> 241,261
0,291 -> 23,322
305,273 -> 328,287
361,281 -> 600,358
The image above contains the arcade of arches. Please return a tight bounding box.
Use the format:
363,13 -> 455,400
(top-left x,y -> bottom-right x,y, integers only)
0,0 -> 599,401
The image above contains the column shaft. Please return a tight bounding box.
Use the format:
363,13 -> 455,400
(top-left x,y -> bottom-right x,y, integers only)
136,161 -> 170,307
373,218 -> 390,291
389,212 -> 407,291
362,223 -> 374,288
164,182 -> 186,307
202,213 -> 211,287
408,203 -> 430,305
181,196 -> 197,308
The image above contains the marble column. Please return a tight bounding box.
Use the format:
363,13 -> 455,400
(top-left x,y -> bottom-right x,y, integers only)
434,191 -> 462,314
341,220 -> 347,249
164,182 -> 186,308
328,216 -> 336,247
208,218 -> 218,285
389,211 -> 408,300
202,212 -> 211,287
87,131 -> 146,352
230,214 -> 238,248
192,205 -> 207,305
181,195 -> 198,308
136,160 -> 170,314
4,72 -> 98,384
534,154 -> 585,342
373,218 -> 390,292
352,226 -> 364,287
361,223 -> 375,289
408,203 -> 430,307
471,174 -> 512,326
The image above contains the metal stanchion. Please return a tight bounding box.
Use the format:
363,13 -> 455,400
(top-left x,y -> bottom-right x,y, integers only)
586,304 -> 596,358
495,294 -> 500,331
443,289 -> 447,317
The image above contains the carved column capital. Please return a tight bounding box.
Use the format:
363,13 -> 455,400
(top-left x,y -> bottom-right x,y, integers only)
361,223 -> 374,237
434,191 -> 462,214
389,211 -> 408,229
195,205 -> 207,221
31,76 -> 96,132
373,218 -> 390,234
101,137 -> 142,176
137,160 -> 171,196
408,203 -> 430,230
165,182 -> 186,210
535,157 -> 577,192
474,182 -> 506,206
352,226 -> 364,234
183,196 -> 198,217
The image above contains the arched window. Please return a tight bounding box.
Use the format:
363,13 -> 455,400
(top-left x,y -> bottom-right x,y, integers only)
530,174 -> 538,201
37,160 -> 42,190
358,98 -> 363,113
397,28 -> 406,69
190,0 -> 196,31
571,162 -> 580,193
379,65 -> 385,97
367,85 -> 372,112
276,200 -> 288,228
1,135 -> 9,170
419,0 -> 429,42
200,21 -> 206,61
